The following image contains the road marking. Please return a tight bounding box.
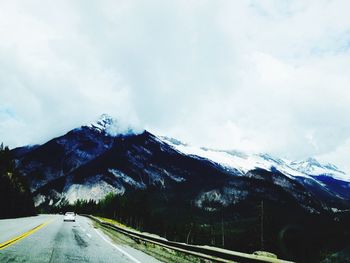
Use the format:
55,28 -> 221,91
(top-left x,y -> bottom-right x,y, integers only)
0,219 -> 54,250
94,228 -> 142,263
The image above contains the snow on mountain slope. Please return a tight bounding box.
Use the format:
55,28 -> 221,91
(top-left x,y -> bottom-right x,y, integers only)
290,158 -> 349,181
161,136 -> 350,182
162,137 -> 304,177
108,169 -> 146,189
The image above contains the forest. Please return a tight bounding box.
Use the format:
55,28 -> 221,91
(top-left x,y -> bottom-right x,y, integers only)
0,143 -> 35,219
49,189 -> 350,263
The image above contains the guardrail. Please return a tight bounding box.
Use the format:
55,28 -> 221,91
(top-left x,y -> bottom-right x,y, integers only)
82,214 -> 293,263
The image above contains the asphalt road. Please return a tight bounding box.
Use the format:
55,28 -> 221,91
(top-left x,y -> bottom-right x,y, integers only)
0,214 -> 161,263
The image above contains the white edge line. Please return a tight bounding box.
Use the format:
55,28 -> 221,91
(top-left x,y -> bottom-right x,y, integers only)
94,228 -> 142,263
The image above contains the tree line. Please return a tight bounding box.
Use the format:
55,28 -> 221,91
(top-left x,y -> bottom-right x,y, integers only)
0,143 -> 35,218
50,188 -> 350,262
51,189 -> 262,251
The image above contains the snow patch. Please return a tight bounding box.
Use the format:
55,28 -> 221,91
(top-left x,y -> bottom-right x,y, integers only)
161,169 -> 186,183
108,169 -> 146,189
195,188 -> 248,211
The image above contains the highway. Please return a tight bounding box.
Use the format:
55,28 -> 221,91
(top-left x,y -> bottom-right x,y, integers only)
0,214 -> 161,263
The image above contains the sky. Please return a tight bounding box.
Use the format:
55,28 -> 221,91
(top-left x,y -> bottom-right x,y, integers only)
0,0 -> 350,172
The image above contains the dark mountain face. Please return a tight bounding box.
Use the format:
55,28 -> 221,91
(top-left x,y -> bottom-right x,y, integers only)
14,126 -> 115,192
11,119 -> 350,215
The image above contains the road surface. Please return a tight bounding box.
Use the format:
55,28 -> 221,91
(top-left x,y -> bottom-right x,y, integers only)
0,214 -> 161,263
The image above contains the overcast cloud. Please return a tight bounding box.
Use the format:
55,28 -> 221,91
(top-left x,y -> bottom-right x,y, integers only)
0,0 -> 350,172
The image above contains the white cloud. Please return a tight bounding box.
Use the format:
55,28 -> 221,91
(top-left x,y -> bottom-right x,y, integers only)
318,138 -> 350,175
0,0 -> 350,172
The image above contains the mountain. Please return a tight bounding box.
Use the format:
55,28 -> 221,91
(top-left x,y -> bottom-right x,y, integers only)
161,139 -> 350,210
162,139 -> 349,182
11,114 -> 350,213
11,114 -> 350,262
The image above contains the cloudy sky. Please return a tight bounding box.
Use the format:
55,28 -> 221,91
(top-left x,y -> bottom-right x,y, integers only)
1,0 -> 350,171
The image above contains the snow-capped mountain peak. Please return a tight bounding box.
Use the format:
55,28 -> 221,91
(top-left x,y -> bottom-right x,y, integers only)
89,114 -> 114,132
160,136 -> 349,182
291,157 -> 321,168
289,157 -> 347,180
88,114 -> 144,136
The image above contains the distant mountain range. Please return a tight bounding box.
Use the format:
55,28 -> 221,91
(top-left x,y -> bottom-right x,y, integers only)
12,114 -> 350,213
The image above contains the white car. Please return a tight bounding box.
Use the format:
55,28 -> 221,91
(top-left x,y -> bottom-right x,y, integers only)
63,212 -> 76,222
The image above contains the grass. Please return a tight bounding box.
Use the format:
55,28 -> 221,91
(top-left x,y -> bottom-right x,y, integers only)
92,219 -> 215,263
92,216 -> 287,263
96,216 -> 132,230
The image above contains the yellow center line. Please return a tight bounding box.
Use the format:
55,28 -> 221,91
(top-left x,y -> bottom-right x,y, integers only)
0,218 -> 55,250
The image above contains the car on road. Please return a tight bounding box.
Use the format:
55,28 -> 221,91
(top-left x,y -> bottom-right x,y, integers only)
63,212 -> 76,222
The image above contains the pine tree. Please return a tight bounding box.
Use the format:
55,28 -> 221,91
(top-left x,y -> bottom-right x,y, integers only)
0,143 -> 35,218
